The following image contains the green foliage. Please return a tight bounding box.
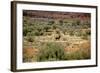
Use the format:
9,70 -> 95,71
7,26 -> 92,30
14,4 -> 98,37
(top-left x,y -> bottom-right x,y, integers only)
76,20 -> 81,25
27,36 -> 35,42
44,25 -> 51,32
23,27 -> 29,36
33,30 -> 44,36
69,31 -> 74,36
48,20 -> 55,25
81,30 -> 91,40
86,30 -> 91,35
37,43 -> 66,61
59,20 -> 63,25
23,16 -> 91,37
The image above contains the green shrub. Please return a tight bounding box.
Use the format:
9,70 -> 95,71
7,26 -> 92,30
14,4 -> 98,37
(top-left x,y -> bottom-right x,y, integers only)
23,27 -> 29,36
48,20 -> 54,25
37,42 -> 66,61
76,20 -> 81,25
59,20 -> 63,25
27,36 -> 35,42
69,31 -> 74,36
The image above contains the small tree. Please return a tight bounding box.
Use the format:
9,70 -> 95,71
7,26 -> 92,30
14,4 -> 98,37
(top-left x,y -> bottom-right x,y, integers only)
76,20 -> 81,25
23,27 -> 29,36
59,20 -> 63,25
48,20 -> 54,25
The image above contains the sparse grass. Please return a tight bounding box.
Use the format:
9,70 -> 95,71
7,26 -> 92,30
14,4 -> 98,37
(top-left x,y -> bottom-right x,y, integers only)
64,48 -> 90,60
23,48 -> 38,62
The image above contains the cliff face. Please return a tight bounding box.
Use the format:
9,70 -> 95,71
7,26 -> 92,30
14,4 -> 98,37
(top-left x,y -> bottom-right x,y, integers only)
23,10 -> 91,20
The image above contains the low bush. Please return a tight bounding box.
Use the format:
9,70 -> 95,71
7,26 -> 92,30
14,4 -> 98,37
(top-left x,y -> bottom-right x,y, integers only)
37,42 -> 66,61
27,36 -> 35,42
